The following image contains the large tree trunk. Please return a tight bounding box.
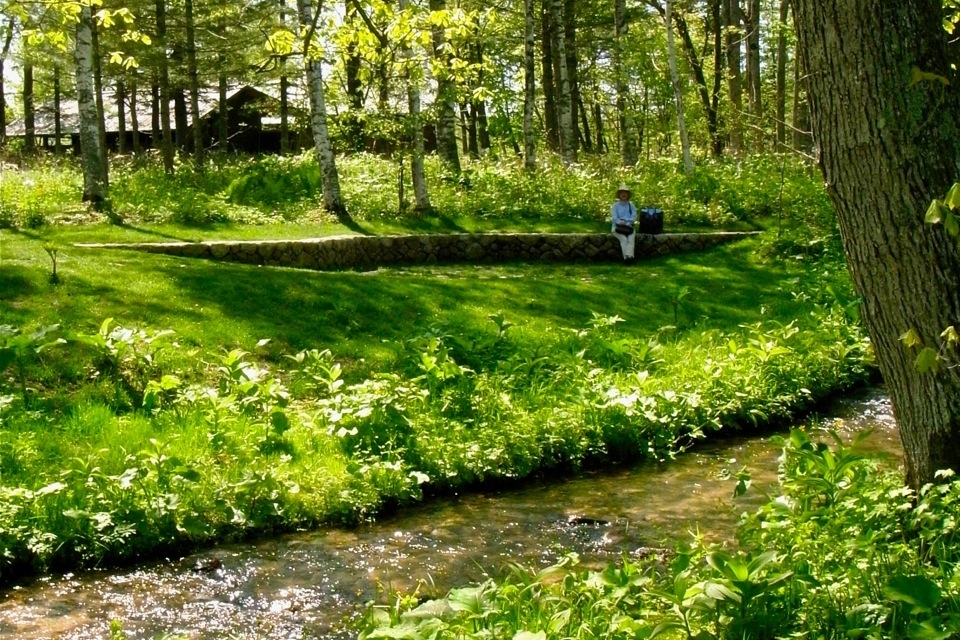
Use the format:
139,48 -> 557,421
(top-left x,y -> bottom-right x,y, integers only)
614,0 -> 637,166
298,0 -> 345,216
185,0 -> 204,166
428,0 -> 461,173
665,0 -> 693,174
710,0 -> 723,156
22,64 -> 35,154
399,0 -> 430,212
156,0 -> 175,173
775,0 -> 788,149
793,0 -> 960,489
722,0 -> 743,154
551,0 -> 576,164
75,5 -> 107,208
523,0 -> 536,170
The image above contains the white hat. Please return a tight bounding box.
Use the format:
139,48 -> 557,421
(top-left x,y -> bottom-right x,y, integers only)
616,184 -> 631,196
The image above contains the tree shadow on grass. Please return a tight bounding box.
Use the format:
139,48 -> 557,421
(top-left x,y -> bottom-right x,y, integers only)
133,239 -> 801,369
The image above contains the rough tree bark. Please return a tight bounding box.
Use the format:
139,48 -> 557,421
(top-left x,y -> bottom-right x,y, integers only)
775,0 -> 788,149
722,0 -> 743,154
793,0 -> 960,489
541,2 -> 558,151
550,0 -> 576,164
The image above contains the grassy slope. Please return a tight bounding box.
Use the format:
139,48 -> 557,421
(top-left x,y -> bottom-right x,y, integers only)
2,229 -> 802,374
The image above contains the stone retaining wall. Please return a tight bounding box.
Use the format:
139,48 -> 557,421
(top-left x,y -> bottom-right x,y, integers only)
76,231 -> 757,270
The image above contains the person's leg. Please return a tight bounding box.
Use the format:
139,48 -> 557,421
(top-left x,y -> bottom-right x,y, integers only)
624,232 -> 636,259
615,232 -> 631,259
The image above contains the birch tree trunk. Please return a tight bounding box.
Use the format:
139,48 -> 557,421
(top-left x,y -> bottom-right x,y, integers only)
665,0 -> 693,174
400,0 -> 430,211
522,0 -> 536,170
297,0 -> 345,215
91,20 -> 109,187
75,5 -> 107,208
550,0 -> 576,164
185,0 -> 204,166
614,0 -> 637,166
428,0 -> 461,173
793,0 -> 960,489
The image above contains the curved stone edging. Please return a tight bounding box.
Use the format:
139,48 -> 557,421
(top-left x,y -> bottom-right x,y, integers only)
74,231 -> 759,270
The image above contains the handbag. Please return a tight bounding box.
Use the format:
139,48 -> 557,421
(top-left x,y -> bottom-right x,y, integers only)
615,223 -> 634,236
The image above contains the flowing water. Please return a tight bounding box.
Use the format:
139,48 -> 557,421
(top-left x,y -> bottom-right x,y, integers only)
0,387 -> 900,640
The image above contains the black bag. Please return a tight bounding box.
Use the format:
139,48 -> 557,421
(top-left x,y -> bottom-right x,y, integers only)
639,207 -> 664,235
614,223 -> 634,236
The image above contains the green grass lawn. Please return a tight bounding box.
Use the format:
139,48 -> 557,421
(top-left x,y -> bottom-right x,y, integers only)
2,229 -> 802,375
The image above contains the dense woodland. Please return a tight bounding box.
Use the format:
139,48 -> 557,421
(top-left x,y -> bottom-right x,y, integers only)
0,0 -> 811,204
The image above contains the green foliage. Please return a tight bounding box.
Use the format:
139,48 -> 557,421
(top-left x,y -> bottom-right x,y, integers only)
360,431 -> 960,640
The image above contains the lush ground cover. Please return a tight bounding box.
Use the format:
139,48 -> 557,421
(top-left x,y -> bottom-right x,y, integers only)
0,152 -> 872,603
359,429 -> 960,639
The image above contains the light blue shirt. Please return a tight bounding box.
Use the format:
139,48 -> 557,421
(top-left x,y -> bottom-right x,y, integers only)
611,200 -> 637,230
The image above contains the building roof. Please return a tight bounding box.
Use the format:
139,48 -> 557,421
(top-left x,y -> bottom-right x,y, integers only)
4,85 -> 279,137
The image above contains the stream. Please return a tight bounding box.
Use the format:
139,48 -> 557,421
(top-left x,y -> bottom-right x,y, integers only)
0,387 -> 900,640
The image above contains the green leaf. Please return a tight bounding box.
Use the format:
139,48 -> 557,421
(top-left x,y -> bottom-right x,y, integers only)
915,347 -> 940,373
945,209 -> 960,237
941,326 -> 959,346
946,183 -> 960,210
883,575 -> 942,614
900,328 -> 923,348
514,632 -> 546,640
926,200 -> 945,224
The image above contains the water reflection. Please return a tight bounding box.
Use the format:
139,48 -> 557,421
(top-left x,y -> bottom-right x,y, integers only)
0,387 -> 900,640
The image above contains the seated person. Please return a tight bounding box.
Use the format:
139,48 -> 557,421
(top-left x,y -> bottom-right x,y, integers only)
611,184 -> 637,262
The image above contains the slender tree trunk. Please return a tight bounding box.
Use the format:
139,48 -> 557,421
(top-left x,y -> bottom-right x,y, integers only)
577,95 -> 592,151
541,3 -> 558,151
298,0 -> 345,215
156,0 -> 175,172
218,72 -> 228,151
174,88 -> 188,151
185,0 -> 204,166
723,0 -> 743,154
400,0 -> 430,211
0,18 -> 13,149
54,68 -> 62,154
131,78 -> 142,154
22,64 -> 35,153
151,77 -> 160,145
428,0 -> 461,173
593,102 -> 606,154
775,0 -> 788,149
117,79 -> 127,154
75,5 -> 107,208
659,2 -> 721,158
563,0 -> 580,154
551,0 -> 575,164
745,0 -> 762,148
791,28 -> 811,151
523,0 -> 537,170
615,0 -> 637,165
279,0 -> 290,153
710,0 -> 723,156
91,22 -> 109,187
793,0 -> 960,489
665,0 -> 693,174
